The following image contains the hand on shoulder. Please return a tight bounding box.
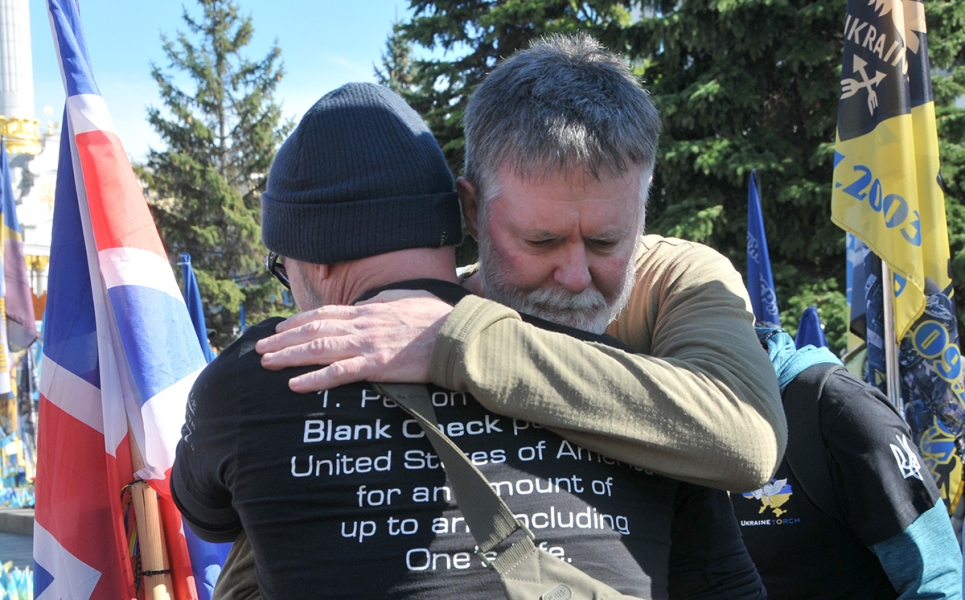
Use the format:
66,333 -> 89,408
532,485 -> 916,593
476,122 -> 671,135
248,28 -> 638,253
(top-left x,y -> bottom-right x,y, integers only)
255,291 -> 454,391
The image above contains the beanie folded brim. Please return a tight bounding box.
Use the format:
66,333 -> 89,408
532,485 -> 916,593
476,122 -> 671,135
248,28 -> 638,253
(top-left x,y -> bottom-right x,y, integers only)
262,189 -> 462,265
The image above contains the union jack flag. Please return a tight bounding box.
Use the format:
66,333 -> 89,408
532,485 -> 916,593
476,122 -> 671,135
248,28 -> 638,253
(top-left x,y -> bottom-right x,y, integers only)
34,1 -> 227,598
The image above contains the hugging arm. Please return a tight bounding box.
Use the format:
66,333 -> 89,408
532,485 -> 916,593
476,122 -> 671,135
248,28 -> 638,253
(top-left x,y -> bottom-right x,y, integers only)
257,239 -> 786,491
429,238 -> 785,491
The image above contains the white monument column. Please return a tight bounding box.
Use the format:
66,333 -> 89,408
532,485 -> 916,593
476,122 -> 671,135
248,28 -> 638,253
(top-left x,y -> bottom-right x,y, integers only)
0,0 -> 39,154
0,0 -> 50,302
0,0 -> 33,118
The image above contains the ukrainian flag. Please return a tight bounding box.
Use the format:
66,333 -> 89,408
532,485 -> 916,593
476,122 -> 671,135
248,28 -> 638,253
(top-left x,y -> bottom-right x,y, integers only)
0,141 -> 37,354
832,0 -> 946,338
0,141 -> 13,400
832,0 -> 963,510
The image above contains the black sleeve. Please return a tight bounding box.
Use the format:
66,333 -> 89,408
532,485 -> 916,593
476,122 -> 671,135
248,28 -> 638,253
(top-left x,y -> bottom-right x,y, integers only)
668,485 -> 766,599
821,371 -> 941,545
171,326 -> 269,543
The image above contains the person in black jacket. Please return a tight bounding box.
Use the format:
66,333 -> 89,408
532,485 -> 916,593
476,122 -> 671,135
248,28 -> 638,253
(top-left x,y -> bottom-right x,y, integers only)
731,327 -> 962,599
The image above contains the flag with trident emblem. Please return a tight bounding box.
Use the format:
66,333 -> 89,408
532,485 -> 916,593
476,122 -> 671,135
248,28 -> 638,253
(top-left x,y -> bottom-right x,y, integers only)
831,0 -> 965,510
832,0 -> 946,341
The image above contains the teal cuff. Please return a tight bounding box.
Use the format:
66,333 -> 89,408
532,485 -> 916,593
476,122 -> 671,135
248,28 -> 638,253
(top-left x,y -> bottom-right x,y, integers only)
871,500 -> 962,599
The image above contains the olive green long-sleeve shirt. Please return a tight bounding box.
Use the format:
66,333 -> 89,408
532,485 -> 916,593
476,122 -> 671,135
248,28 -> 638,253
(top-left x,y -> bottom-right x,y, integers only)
430,235 -> 786,492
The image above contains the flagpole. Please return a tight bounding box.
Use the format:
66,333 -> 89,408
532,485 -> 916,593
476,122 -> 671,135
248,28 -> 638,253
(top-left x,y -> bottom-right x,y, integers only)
880,261 -> 903,412
128,429 -> 175,600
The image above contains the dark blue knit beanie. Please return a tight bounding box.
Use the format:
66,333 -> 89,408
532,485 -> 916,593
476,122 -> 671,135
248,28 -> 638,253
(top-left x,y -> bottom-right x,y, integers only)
262,83 -> 462,264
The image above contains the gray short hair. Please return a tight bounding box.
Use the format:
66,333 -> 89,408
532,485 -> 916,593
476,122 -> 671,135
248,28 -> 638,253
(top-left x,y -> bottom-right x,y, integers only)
464,33 -> 661,205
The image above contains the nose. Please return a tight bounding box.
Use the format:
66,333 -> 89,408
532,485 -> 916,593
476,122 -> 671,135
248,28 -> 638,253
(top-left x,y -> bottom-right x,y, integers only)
554,244 -> 592,294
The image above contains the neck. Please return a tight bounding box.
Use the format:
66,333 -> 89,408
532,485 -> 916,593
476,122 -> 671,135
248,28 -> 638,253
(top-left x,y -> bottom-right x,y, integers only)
323,246 -> 459,306
462,267 -> 484,296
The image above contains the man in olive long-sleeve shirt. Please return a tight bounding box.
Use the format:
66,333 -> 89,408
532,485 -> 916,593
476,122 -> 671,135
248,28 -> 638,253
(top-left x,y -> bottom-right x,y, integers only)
183,65 -> 766,598
257,35 -> 785,493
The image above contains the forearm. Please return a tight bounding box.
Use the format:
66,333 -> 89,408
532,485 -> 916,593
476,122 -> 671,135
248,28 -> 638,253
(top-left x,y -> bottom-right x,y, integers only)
871,501 -> 963,599
430,295 -> 784,491
213,531 -> 262,600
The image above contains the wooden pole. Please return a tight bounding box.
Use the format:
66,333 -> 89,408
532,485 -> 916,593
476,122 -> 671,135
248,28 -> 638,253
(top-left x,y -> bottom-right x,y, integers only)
128,430 -> 174,600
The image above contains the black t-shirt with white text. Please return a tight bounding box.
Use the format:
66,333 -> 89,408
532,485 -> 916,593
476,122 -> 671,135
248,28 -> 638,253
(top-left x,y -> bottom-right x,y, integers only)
173,280 -> 761,599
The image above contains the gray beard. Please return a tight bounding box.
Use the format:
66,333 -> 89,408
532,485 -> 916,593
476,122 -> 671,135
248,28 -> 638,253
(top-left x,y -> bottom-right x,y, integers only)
477,237 -> 637,334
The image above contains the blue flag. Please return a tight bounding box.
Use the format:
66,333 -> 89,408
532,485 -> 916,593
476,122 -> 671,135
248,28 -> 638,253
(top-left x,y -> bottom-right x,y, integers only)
180,254 -> 216,363
847,235 -> 887,388
795,306 -> 828,350
746,171 -> 780,327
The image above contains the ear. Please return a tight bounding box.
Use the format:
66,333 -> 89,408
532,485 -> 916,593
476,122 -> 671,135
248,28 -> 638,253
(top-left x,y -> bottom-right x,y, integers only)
457,176 -> 480,240
302,262 -> 330,283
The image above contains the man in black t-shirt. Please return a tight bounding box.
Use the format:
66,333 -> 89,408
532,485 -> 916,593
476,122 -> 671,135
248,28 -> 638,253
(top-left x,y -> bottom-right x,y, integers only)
731,328 -> 962,599
172,83 -> 763,599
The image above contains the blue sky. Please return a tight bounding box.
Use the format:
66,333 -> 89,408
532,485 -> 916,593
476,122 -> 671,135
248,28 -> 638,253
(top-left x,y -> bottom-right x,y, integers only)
31,0 -> 416,161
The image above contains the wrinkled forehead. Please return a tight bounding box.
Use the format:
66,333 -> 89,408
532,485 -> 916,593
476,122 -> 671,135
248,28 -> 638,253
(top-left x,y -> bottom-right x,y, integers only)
480,161 -> 650,210
482,165 -> 643,234
511,155 -> 641,183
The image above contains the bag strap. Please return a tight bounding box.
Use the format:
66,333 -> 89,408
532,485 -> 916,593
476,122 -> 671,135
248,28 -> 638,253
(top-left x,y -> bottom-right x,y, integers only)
373,383 -> 538,571
780,363 -> 847,527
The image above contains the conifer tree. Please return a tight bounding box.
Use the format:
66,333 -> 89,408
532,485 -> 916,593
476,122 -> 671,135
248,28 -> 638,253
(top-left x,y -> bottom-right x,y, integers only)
139,0 -> 292,348
375,21 -> 418,94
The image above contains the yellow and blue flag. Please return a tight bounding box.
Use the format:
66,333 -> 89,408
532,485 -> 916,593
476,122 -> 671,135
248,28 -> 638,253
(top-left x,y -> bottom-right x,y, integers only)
832,0 -> 946,338
0,142 -> 16,401
832,0 -> 964,510
0,138 -> 38,418
0,140 -> 37,355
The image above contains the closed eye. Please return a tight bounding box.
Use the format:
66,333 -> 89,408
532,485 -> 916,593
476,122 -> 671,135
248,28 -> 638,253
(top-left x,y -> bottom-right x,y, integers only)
588,238 -> 620,252
526,238 -> 558,248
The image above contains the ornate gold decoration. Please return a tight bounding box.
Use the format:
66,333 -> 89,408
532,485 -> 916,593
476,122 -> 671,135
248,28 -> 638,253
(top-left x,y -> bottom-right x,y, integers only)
0,116 -> 42,155
25,255 -> 49,271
